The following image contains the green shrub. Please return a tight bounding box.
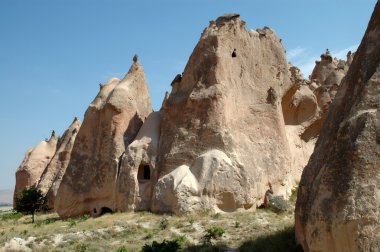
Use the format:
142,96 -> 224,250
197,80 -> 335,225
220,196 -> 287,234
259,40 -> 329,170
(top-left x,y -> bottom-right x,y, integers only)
115,246 -> 130,252
187,217 -> 195,226
43,218 -> 56,225
75,243 -> 89,252
141,236 -> 185,252
34,218 -> 56,227
79,214 -> 90,222
158,217 -> 169,230
145,232 -> 153,240
234,221 -> 240,228
14,186 -> 49,223
203,226 -> 225,244
0,211 -> 23,221
67,218 -> 77,227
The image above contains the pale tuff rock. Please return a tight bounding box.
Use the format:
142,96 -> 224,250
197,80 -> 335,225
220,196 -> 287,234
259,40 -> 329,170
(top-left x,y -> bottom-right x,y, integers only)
14,131 -> 58,206
37,118 -> 81,209
155,13 -> 294,213
55,56 -> 153,217
115,111 -> 162,212
281,65 -> 320,179
282,47 -> 352,177
16,12 -> 360,218
295,2 -> 380,252
152,150 -> 252,215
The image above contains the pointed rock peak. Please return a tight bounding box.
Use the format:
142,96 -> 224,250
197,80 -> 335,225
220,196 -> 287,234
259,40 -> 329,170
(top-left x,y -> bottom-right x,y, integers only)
71,117 -> 81,127
133,54 -> 138,63
48,130 -> 58,143
125,54 -> 143,78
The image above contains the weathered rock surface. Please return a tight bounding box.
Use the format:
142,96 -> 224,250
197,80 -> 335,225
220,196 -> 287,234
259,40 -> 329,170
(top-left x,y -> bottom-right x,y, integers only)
154,14 -> 295,213
295,2 -> 380,251
14,132 -> 58,206
152,150 -> 251,215
37,118 -> 81,209
115,111 -> 162,212
282,46 -> 353,177
55,56 -> 153,217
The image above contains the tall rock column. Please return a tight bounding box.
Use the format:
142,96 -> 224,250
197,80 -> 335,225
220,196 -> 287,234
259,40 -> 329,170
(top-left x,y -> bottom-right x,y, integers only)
55,56 -> 153,217
295,2 -> 380,251
152,14 -> 295,214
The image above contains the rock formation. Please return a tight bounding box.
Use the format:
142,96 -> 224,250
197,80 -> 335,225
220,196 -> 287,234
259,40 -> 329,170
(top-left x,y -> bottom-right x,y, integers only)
14,12 -> 360,218
152,14 -> 296,214
55,56 -> 153,217
14,132 -> 58,206
282,46 -> 353,177
295,2 -> 380,251
115,111 -> 162,212
36,118 -> 81,209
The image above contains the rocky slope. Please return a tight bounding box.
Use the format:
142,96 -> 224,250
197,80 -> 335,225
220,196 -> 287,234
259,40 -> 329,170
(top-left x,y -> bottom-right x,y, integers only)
295,2 -> 380,251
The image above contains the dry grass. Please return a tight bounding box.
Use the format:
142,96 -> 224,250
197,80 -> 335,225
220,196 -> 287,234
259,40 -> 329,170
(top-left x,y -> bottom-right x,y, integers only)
0,190 -> 299,252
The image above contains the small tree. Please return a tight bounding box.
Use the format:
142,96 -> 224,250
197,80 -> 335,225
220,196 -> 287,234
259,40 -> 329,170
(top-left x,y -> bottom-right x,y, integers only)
15,186 -> 49,223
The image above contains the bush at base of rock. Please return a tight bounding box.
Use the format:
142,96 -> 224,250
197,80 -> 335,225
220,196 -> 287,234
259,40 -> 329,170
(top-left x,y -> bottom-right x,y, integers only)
268,196 -> 289,213
141,236 -> 185,252
203,226 -> 225,244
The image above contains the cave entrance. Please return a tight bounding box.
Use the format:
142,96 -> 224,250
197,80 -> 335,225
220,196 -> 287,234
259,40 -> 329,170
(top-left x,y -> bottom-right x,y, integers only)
100,207 -> 113,215
138,164 -> 151,181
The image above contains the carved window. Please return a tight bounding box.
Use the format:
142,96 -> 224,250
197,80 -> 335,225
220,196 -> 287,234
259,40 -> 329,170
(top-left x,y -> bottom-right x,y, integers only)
138,164 -> 151,180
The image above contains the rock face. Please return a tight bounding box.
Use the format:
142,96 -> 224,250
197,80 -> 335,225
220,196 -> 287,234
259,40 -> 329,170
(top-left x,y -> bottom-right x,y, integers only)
115,111 -> 162,212
55,56 -> 153,217
295,2 -> 380,251
14,132 -> 58,206
37,118 -> 81,209
152,14 -> 295,214
282,47 -> 352,178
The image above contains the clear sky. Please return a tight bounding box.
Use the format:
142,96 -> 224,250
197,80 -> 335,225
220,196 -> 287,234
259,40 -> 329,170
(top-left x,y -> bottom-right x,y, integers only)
0,0 -> 376,191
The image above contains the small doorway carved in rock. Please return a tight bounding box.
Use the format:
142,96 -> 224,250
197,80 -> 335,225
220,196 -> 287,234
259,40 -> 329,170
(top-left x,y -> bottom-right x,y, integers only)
100,207 -> 113,215
138,164 -> 151,181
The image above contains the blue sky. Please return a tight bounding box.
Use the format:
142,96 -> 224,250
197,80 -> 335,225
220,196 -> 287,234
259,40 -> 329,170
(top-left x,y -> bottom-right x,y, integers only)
0,0 -> 376,190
